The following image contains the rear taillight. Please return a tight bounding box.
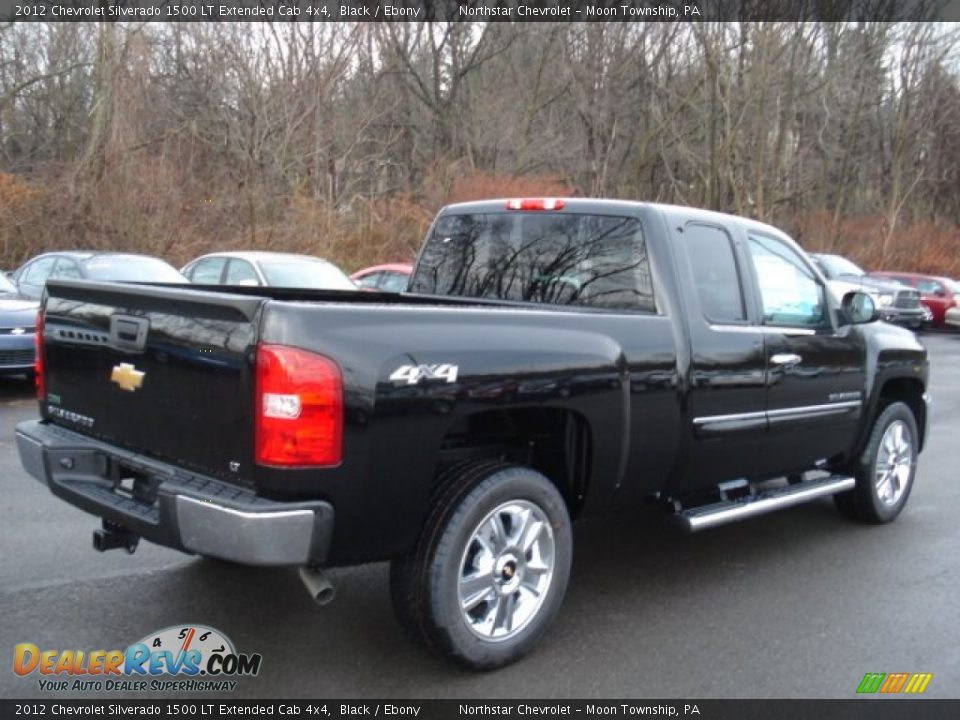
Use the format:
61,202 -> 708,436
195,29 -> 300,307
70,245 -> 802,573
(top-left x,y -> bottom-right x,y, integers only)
34,310 -> 44,401
255,344 -> 343,467
505,198 -> 565,211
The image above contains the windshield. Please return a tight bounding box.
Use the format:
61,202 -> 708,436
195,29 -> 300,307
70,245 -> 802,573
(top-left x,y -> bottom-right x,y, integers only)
815,255 -> 865,279
258,258 -> 356,290
411,212 -> 655,311
83,256 -> 186,283
0,273 -> 17,293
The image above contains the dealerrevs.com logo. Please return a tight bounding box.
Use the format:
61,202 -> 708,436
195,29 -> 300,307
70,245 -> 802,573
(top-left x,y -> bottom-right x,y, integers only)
13,624 -> 262,692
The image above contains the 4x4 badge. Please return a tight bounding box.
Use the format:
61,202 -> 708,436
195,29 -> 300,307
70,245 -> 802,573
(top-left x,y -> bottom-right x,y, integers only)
111,363 -> 145,392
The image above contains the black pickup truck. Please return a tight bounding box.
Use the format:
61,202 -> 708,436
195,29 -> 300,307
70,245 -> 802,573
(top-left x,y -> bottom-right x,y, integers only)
17,199 -> 929,669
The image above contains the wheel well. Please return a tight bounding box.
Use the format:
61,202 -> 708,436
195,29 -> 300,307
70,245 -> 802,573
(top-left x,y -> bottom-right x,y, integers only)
879,377 -> 927,448
436,408 -> 591,517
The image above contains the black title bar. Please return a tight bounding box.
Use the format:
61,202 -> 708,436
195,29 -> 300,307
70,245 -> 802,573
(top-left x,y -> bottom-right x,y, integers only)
1,0 -> 959,23
2,700 -> 960,720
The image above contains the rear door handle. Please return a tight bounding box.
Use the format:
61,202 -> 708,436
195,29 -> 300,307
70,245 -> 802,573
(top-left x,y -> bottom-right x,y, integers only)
771,353 -> 802,366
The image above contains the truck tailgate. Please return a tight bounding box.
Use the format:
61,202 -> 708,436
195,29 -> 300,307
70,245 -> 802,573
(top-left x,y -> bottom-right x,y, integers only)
40,280 -> 264,485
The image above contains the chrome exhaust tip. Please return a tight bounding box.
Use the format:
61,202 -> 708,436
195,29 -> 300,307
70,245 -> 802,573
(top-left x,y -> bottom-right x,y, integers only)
299,566 -> 336,606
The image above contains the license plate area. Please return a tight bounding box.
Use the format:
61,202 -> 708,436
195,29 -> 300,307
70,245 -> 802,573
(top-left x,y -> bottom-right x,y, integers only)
109,461 -> 160,506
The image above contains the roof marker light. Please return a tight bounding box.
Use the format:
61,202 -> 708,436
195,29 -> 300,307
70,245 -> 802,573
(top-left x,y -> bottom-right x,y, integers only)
505,198 -> 565,211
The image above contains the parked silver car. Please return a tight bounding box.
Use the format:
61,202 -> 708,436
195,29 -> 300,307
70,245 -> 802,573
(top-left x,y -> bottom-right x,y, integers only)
11,251 -> 186,301
181,252 -> 356,290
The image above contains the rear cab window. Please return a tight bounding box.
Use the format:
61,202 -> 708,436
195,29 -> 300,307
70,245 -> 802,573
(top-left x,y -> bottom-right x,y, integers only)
410,212 -> 656,312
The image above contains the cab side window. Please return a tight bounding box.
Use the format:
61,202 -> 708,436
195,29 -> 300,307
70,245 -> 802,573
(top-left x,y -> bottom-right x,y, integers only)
354,272 -> 382,290
379,272 -> 409,293
188,257 -> 227,284
916,279 -> 943,295
747,234 -> 826,328
683,224 -> 746,323
22,257 -> 57,285
225,259 -> 260,285
51,259 -> 83,280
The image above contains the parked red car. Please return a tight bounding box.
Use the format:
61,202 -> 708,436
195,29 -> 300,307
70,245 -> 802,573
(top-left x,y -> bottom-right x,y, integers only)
350,263 -> 412,293
870,271 -> 960,328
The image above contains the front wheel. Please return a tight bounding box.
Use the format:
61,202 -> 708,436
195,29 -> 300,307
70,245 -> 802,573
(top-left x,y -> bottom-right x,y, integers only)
834,401 -> 918,524
390,463 -> 572,670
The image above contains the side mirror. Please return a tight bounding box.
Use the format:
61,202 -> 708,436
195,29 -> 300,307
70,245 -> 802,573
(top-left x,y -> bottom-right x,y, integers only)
842,291 -> 878,324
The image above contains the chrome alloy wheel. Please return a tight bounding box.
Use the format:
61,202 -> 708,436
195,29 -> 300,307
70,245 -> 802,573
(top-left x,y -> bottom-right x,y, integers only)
875,419 -> 913,506
457,500 -> 555,642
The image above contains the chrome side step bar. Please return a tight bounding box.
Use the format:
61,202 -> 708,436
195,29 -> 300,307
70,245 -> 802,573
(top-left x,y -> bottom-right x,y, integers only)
676,475 -> 856,533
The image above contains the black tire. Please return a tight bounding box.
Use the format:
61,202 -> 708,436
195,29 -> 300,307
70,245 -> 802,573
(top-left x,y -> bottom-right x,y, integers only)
389,459 -> 506,646
388,552 -> 423,644
834,401 -> 918,524
390,462 -> 572,670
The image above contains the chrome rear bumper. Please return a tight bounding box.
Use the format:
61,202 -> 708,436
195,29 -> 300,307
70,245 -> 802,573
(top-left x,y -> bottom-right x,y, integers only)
16,420 -> 333,566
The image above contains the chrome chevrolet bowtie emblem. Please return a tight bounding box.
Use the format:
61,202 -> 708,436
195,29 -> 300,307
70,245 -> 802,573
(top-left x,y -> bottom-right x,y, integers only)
111,363 -> 145,392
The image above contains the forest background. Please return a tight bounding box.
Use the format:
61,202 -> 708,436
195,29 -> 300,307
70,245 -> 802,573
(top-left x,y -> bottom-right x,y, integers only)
1,21 -> 958,275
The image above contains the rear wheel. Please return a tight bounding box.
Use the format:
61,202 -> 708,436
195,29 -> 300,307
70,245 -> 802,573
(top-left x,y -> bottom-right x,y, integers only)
390,463 -> 572,670
834,401 -> 918,524
389,460 -> 506,646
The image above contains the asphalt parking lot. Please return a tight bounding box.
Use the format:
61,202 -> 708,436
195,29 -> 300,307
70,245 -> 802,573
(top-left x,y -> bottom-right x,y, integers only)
1,332 -> 958,700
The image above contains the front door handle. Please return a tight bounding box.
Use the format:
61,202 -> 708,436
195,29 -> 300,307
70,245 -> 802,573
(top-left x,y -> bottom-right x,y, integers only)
771,353 -> 802,366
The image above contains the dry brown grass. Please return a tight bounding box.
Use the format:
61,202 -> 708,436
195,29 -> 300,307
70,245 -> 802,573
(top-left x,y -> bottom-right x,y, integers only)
792,210 -> 960,277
